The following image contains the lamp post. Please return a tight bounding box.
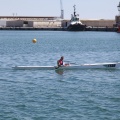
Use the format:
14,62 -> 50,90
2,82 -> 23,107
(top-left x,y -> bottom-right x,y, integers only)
117,2 -> 120,16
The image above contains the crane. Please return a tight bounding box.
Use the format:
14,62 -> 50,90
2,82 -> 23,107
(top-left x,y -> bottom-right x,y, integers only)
60,0 -> 64,19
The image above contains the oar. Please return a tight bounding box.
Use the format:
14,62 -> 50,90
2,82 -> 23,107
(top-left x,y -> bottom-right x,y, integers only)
69,62 -> 77,65
64,61 -> 77,65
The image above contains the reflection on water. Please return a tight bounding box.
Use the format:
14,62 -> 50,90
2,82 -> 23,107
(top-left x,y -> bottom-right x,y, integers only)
55,69 -> 64,75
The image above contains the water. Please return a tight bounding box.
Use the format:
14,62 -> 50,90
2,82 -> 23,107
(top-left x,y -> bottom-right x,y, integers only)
0,31 -> 120,120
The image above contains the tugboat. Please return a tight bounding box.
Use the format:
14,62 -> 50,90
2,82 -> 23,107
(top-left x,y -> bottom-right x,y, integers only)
67,5 -> 86,31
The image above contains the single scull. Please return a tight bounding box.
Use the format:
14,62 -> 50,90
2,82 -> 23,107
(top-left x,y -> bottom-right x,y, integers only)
13,62 -> 120,70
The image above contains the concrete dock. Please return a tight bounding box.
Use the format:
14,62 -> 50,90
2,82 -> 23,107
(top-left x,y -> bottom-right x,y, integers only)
0,27 -> 118,32
0,16 -> 118,32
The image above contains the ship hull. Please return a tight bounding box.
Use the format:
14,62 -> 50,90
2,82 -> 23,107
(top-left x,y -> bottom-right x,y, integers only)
67,24 -> 86,31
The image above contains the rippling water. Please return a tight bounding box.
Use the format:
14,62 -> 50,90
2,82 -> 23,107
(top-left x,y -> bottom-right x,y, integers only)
0,31 -> 120,120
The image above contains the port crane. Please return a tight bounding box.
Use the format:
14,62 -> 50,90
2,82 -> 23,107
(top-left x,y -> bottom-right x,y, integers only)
60,0 -> 64,19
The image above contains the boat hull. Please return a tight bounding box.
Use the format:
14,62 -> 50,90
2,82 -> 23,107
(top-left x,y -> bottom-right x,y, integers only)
67,24 -> 86,31
13,62 -> 120,70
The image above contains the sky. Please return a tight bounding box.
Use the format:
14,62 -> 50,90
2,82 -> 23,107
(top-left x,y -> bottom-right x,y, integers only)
0,0 -> 120,20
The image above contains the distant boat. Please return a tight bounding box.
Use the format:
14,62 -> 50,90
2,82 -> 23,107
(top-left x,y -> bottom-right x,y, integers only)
67,5 -> 86,31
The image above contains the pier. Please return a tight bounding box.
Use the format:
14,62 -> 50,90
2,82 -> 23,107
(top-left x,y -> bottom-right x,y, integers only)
0,26 -> 117,32
0,16 -> 118,32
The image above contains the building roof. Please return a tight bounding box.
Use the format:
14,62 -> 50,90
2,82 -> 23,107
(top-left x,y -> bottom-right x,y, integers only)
0,16 -> 57,18
0,16 -> 59,21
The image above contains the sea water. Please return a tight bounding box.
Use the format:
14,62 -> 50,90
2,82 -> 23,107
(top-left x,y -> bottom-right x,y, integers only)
0,31 -> 120,120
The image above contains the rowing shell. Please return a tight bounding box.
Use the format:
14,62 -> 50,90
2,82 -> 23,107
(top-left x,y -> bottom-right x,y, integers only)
13,62 -> 120,70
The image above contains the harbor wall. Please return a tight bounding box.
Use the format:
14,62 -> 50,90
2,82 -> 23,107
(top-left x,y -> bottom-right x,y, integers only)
0,27 -> 117,32
5,19 -> 116,28
33,21 -> 62,28
6,20 -> 33,27
0,18 -> 118,31
61,19 -> 116,28
81,19 -> 115,27
6,20 -> 62,28
0,20 -> 6,27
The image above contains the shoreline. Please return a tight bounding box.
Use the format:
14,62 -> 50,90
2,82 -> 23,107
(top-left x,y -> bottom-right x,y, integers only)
0,27 -> 118,32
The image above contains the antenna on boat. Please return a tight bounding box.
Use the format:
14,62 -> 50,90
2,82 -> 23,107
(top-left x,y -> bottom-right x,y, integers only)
73,5 -> 76,16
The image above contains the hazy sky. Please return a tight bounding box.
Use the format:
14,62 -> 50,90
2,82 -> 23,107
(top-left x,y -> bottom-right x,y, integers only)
0,0 -> 120,19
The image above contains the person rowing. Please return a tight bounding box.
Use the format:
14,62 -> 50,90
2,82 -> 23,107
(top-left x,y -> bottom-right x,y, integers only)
57,56 -> 64,67
57,56 -> 69,68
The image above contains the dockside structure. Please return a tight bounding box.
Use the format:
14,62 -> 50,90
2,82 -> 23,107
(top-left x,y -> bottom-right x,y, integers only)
0,16 -> 117,31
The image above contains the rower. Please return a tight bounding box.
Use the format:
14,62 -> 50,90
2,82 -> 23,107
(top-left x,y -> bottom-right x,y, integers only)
57,56 -> 64,67
57,56 -> 69,67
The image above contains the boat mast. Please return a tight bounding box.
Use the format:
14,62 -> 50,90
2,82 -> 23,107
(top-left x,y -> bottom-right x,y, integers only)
73,5 -> 76,16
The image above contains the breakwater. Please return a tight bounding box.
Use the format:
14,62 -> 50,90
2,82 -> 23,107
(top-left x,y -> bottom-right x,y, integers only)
0,27 -> 118,32
0,27 -> 66,31
86,27 -> 117,32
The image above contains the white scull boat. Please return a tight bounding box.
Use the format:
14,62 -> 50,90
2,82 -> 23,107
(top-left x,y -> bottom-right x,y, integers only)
13,62 -> 120,70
